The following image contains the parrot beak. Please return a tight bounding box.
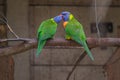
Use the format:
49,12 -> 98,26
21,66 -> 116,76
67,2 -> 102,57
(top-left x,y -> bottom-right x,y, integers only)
59,14 -> 62,18
59,14 -> 64,21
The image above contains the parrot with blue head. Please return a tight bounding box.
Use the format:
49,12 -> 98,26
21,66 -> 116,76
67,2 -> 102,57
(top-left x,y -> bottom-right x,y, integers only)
36,15 -> 62,57
61,11 -> 94,61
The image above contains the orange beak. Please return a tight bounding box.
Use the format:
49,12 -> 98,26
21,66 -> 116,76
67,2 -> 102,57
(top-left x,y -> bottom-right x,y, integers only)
63,22 -> 68,28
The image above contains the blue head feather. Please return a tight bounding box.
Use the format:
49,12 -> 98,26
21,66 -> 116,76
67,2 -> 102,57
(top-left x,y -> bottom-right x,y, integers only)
61,11 -> 70,21
53,15 -> 62,23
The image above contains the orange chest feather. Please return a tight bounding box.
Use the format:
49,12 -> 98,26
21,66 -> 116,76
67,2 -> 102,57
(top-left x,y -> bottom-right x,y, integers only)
63,22 -> 68,28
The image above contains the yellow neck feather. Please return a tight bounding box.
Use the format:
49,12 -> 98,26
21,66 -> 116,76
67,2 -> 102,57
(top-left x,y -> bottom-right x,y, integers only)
69,14 -> 73,20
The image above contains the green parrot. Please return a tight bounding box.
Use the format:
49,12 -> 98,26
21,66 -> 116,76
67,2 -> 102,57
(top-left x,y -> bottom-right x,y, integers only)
61,11 -> 94,61
36,15 -> 62,57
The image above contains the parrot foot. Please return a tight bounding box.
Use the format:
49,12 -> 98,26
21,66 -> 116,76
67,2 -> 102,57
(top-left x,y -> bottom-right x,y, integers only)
65,35 -> 71,40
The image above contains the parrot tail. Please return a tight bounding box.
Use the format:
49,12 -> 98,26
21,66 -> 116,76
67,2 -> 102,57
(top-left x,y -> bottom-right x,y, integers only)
36,40 -> 46,57
83,41 -> 94,61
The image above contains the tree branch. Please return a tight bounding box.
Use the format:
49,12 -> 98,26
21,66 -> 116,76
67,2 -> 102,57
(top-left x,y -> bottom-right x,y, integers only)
0,38 -> 32,42
0,38 -> 120,56
0,15 -> 20,38
66,50 -> 87,80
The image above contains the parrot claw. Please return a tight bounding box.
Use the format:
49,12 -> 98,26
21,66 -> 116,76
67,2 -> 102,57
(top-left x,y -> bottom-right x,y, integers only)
65,35 -> 71,40
65,37 -> 71,40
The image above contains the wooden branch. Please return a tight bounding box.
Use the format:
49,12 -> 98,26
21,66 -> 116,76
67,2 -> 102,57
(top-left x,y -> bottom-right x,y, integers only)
0,38 -> 120,56
0,38 -> 32,42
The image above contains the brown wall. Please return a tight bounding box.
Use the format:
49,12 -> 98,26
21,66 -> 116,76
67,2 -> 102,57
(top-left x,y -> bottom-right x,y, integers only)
105,25 -> 120,80
4,0 -> 120,80
106,48 -> 120,80
29,2 -> 120,80
0,0 -> 14,80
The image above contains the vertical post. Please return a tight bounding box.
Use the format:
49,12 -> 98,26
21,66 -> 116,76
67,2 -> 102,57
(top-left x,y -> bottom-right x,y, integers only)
0,24 -> 14,80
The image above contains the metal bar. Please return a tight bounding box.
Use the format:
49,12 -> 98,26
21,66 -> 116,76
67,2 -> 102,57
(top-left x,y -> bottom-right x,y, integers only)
31,64 -> 103,67
3,0 -> 7,16
29,4 -> 120,7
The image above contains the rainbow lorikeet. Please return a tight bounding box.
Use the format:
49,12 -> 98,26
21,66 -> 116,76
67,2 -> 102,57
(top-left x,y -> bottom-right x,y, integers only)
61,11 -> 94,61
36,15 -> 62,57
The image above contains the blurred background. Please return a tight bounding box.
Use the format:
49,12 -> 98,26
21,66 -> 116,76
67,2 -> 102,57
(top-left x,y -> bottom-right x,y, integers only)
0,0 -> 120,80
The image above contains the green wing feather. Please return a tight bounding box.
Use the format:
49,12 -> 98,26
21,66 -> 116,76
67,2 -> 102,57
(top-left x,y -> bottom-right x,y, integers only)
36,40 -> 46,57
82,41 -> 94,61
36,18 -> 57,57
65,16 -> 94,61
